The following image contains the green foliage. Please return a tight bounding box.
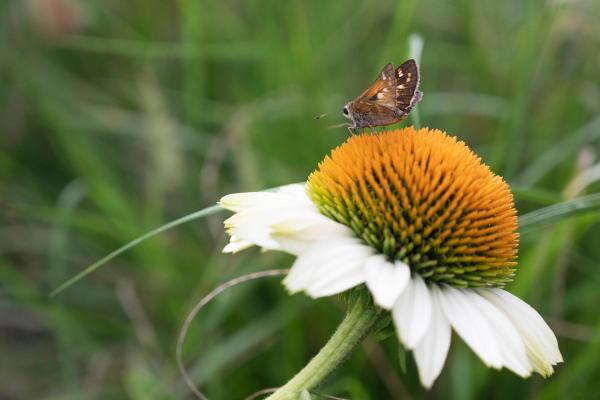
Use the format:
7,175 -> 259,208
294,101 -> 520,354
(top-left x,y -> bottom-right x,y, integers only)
1,0 -> 600,398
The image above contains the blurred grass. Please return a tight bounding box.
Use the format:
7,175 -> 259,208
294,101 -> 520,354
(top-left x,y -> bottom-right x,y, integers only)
1,0 -> 600,399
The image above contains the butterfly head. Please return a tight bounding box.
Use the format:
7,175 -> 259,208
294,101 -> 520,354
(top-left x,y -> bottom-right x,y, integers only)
342,103 -> 353,120
341,103 -> 358,132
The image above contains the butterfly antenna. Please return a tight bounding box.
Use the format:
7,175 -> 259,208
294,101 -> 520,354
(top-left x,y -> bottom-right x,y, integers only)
326,122 -> 349,130
315,113 -> 328,120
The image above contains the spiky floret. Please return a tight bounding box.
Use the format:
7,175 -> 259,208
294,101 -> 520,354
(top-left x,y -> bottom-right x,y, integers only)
307,127 -> 518,288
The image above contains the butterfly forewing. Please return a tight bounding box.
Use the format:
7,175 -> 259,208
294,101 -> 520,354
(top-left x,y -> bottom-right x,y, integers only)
355,63 -> 398,109
395,59 -> 421,110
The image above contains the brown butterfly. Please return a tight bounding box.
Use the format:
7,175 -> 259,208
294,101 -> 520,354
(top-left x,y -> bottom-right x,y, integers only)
342,59 -> 422,133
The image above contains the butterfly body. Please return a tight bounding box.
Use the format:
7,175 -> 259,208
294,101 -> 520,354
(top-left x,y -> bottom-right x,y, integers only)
343,59 -> 422,133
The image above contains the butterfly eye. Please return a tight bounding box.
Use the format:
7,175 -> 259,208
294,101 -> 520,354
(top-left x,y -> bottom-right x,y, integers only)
343,106 -> 349,115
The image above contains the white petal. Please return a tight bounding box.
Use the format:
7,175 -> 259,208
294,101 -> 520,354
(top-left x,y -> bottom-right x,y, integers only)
224,210 -> 283,250
438,288 -> 531,377
274,183 -> 312,199
392,274 -> 432,349
413,284 -> 451,389
271,213 -> 355,255
219,192 -> 289,212
283,238 -> 373,298
478,288 -> 563,377
221,185 -> 354,256
222,235 -> 254,253
364,256 -> 410,309
438,285 -> 503,369
219,184 -> 310,212
463,290 -> 531,377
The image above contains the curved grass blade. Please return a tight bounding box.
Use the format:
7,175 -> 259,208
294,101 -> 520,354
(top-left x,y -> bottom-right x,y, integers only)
519,193 -> 600,229
519,116 -> 600,185
50,205 -> 223,297
511,184 -> 561,206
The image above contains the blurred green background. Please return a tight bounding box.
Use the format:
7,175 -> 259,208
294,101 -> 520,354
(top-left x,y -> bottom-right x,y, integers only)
2,0 -> 600,399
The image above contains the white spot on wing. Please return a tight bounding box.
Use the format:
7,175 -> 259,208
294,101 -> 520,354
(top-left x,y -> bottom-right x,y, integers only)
377,93 -> 384,99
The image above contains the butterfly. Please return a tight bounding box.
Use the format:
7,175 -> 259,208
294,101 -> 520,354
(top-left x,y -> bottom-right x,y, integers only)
342,59 -> 422,133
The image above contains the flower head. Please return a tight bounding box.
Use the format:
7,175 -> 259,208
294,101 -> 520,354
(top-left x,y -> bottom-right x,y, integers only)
220,127 -> 562,388
307,128 -> 517,288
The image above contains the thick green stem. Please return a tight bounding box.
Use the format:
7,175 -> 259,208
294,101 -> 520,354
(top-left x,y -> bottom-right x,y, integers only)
266,295 -> 384,400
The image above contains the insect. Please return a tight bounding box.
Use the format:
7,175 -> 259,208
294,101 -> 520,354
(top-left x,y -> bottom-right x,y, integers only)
342,59 -> 422,133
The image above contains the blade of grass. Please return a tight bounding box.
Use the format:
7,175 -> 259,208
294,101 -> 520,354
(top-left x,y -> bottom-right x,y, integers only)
377,0 -> 418,68
519,193 -> 600,229
50,205 -> 223,297
422,92 -> 508,118
48,179 -> 87,397
54,35 -> 263,60
519,116 -> 600,185
511,184 -> 562,206
181,0 -> 206,128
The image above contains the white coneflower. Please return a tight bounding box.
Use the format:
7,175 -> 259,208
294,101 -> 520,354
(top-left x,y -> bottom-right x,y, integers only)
220,127 -> 562,390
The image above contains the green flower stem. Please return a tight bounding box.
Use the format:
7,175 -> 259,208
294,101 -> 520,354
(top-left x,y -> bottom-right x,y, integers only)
266,295 -> 384,400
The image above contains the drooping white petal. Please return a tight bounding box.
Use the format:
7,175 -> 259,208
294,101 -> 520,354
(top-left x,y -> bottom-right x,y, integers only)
224,209 -> 283,250
478,288 -> 563,376
283,237 -> 373,298
222,235 -> 254,254
438,285 -> 503,369
462,290 -> 531,377
220,184 -> 354,255
392,274 -> 432,349
364,256 -> 410,309
219,184 -> 311,212
413,284 -> 451,389
219,192 -> 281,212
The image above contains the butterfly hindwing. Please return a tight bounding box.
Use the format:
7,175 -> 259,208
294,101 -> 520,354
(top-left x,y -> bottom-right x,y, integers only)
351,100 -> 398,127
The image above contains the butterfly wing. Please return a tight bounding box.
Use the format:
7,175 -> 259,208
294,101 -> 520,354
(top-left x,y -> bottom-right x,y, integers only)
354,63 -> 398,109
395,59 -> 422,112
350,100 -> 400,128
345,60 -> 422,129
